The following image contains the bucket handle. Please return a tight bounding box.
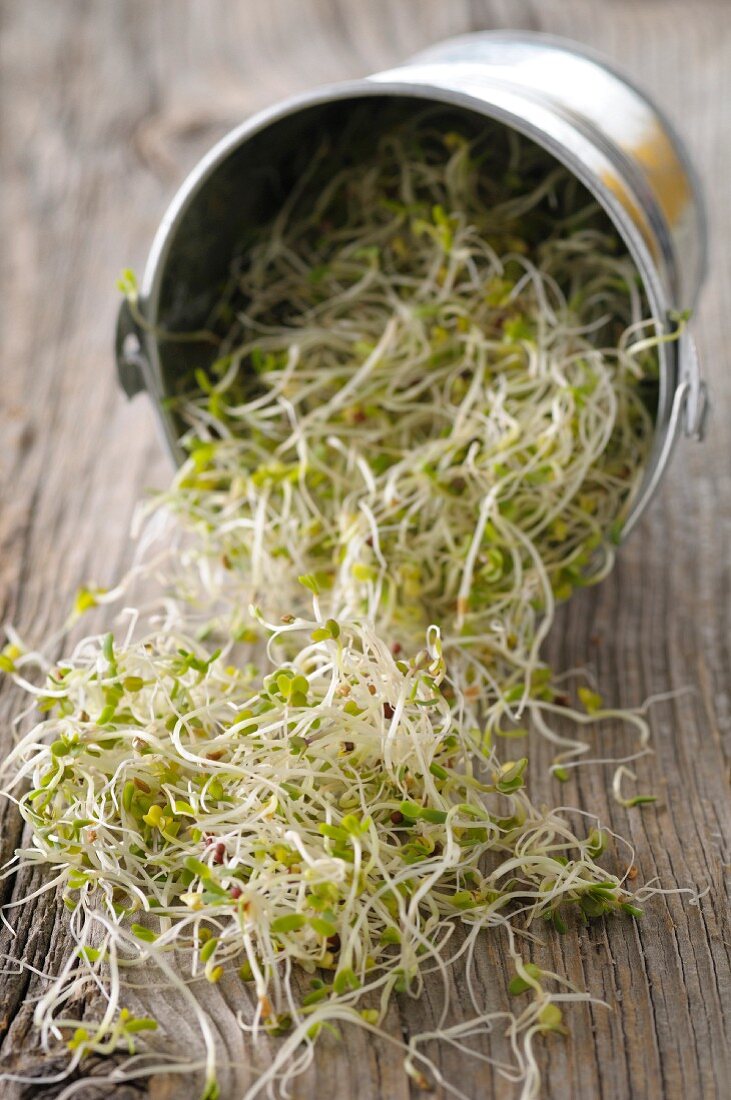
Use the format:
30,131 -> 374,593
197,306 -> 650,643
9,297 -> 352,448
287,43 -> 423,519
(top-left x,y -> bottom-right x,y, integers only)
115,299 -> 149,398
678,328 -> 709,442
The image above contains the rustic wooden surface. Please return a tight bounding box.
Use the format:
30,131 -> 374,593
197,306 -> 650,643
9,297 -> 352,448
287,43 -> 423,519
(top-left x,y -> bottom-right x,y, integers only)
1,1 -> 730,1097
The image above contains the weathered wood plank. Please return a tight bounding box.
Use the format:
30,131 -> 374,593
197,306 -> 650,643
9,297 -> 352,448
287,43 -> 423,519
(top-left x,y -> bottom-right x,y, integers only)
1,2 -> 729,1098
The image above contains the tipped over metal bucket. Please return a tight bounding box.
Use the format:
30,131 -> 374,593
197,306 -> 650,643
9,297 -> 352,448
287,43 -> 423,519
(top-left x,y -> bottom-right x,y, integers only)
116,31 -> 708,537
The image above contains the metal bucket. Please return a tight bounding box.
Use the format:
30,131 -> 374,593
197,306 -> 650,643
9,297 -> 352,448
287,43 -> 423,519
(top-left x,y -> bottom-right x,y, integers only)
116,30 -> 708,537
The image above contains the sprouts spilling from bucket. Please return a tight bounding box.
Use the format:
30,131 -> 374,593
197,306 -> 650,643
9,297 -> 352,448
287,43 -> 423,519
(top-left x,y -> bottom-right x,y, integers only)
0,111 -> 685,1099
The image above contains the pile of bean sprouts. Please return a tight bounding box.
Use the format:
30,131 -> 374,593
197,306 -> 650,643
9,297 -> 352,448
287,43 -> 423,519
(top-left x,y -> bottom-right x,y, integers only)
0,113 -> 679,1099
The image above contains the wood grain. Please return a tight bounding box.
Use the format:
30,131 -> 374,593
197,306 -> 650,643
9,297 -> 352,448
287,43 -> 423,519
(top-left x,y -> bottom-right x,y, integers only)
1,2 -> 729,1098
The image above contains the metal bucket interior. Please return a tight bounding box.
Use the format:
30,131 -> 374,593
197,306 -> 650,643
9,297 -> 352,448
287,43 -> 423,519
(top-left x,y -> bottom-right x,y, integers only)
127,90 -> 691,530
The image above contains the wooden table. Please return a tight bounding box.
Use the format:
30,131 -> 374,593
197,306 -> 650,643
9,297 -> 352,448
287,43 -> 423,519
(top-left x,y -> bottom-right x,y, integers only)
1,2 -> 729,1097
